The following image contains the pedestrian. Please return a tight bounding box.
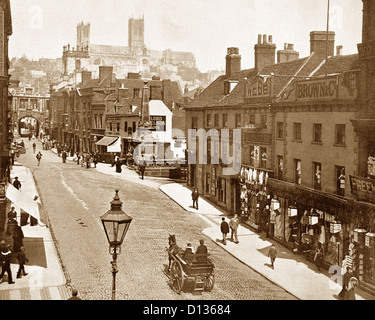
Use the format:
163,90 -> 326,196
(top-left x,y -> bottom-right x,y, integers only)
36,151 -> 42,166
338,266 -> 355,299
93,153 -> 98,168
16,246 -> 28,279
342,277 -> 358,300
268,244 -> 277,269
139,163 -> 146,180
314,242 -> 324,271
20,140 -> 24,147
196,239 -> 208,262
115,158 -> 122,173
12,224 -> 24,253
229,214 -> 240,243
7,207 -> 17,220
220,217 -> 230,245
62,150 -> 67,163
182,243 -> 195,262
86,154 -> 91,169
68,288 -> 82,300
32,142 -> 36,153
75,152 -> 80,165
191,188 -> 199,210
13,176 -> 21,190
0,244 -> 15,284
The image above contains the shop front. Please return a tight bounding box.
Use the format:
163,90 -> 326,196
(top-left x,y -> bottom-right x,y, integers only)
239,166 -> 273,231
267,178 -> 352,269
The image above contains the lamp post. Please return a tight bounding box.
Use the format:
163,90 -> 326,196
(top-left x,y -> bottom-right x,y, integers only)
100,190 -> 133,300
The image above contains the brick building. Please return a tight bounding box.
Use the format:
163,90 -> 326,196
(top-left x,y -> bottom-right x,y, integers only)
0,0 -> 12,231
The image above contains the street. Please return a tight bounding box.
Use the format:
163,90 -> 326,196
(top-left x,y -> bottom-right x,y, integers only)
15,138 -> 295,300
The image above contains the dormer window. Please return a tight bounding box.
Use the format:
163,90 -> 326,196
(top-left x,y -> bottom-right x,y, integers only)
224,80 -> 239,95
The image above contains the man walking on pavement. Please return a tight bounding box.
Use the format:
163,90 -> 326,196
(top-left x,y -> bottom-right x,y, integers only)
191,188 -> 199,210
220,217 -> 230,245
16,246 -> 29,279
268,244 -> 277,270
0,243 -> 15,284
229,214 -> 240,244
36,151 -> 42,166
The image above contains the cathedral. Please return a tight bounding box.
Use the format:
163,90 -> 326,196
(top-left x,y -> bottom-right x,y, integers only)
62,17 -> 197,80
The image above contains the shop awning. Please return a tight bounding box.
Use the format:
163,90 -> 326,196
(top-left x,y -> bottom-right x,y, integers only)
6,185 -> 40,222
95,136 -> 119,146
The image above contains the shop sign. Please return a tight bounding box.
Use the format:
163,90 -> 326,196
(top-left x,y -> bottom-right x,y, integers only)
296,77 -> 338,101
244,76 -> 272,99
149,115 -> 166,132
350,175 -> 375,202
243,132 -> 272,145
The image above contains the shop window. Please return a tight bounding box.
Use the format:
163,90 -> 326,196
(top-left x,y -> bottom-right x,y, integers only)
294,159 -> 301,185
218,177 -> 226,203
277,122 -> 284,139
214,114 -> 219,127
277,156 -> 284,180
222,114 -> 228,127
313,123 -> 322,143
206,114 -> 211,127
335,124 -> 346,145
336,166 -> 345,196
313,162 -> 322,190
205,173 -> 210,194
293,122 -> 302,141
235,114 -> 241,128
260,114 -> 267,129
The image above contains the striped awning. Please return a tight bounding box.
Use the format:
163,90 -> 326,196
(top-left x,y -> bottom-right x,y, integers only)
95,136 -> 119,146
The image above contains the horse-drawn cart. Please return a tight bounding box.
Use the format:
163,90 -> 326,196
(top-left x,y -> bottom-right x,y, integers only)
167,236 -> 215,293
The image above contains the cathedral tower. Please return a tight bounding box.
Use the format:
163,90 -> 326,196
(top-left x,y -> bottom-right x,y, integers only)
128,16 -> 144,54
77,21 -> 90,50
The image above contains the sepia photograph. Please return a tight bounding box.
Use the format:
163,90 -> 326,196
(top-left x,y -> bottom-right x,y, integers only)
0,0 -> 374,311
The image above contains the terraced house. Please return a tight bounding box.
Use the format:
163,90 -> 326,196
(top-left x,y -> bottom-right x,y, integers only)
186,3 -> 375,294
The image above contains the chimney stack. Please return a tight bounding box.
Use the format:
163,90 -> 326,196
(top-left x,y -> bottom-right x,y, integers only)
310,31 -> 335,59
225,47 -> 241,78
99,66 -> 113,87
81,71 -> 92,83
277,43 -> 300,63
336,45 -> 343,56
254,34 -> 276,71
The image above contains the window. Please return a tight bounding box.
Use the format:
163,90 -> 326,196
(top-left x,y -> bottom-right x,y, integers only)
235,114 -> 241,128
293,123 -> 302,141
294,159 -> 301,185
132,121 -> 137,133
218,177 -> 226,203
335,124 -> 346,145
109,122 -> 113,132
313,123 -> 322,143
205,173 -> 210,194
336,166 -> 345,196
249,145 -> 255,166
214,114 -> 219,127
116,122 -> 120,132
277,122 -> 284,139
133,88 -> 140,98
207,138 -> 211,164
222,114 -> 228,127
277,156 -> 284,180
260,147 -> 267,168
206,114 -> 212,127
313,162 -> 321,190
124,121 -> 128,133
261,114 -> 267,129
250,114 -> 255,125
191,117 -> 198,129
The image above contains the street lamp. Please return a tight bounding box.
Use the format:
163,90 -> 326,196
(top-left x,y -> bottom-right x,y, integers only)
100,190 -> 133,300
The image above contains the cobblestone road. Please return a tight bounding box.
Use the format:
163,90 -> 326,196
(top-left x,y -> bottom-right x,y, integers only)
19,139 -> 295,300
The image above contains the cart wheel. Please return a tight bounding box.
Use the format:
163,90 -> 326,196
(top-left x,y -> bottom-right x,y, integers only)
204,269 -> 215,291
170,260 -> 184,293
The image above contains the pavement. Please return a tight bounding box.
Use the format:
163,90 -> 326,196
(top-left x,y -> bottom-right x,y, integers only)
2,142 -> 374,300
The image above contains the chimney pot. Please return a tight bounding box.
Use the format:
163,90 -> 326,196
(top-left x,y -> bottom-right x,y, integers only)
258,34 -> 262,44
263,34 -> 267,44
284,43 -> 288,50
268,35 -> 273,43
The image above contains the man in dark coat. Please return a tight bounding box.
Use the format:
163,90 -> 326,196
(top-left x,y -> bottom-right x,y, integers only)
191,188 -> 199,210
220,217 -> 230,245
196,239 -> 208,262
61,150 -> 67,163
139,163 -> 146,180
16,246 -> 29,278
0,245 -> 15,284
68,289 -> 82,300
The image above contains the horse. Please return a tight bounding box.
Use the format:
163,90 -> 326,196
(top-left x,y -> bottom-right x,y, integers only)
167,234 -> 180,272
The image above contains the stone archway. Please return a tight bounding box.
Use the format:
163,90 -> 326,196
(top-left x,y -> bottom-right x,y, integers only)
18,116 -> 40,138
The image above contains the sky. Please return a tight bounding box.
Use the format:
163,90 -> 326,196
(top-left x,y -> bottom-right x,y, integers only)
8,0 -> 363,73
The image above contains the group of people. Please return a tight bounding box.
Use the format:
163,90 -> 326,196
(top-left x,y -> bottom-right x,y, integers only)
182,239 -> 208,262
73,152 -> 98,169
0,206 -> 29,284
220,215 -> 240,245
